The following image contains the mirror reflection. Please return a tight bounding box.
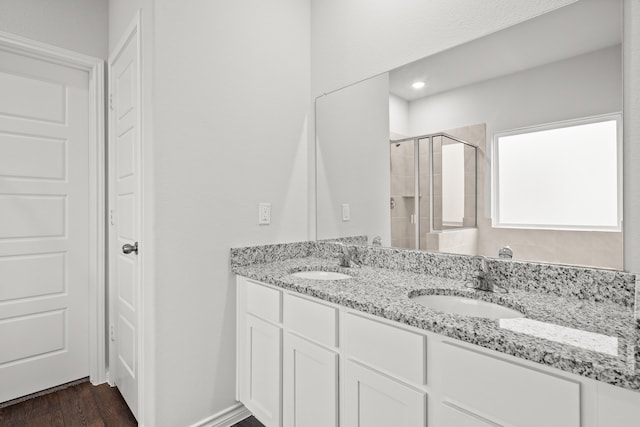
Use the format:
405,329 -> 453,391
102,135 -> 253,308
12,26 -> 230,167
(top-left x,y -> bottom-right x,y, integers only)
316,0 -> 623,269
389,133 -> 478,250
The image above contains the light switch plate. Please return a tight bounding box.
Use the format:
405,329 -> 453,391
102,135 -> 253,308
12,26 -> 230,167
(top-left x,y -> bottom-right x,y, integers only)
258,202 -> 271,225
342,203 -> 350,221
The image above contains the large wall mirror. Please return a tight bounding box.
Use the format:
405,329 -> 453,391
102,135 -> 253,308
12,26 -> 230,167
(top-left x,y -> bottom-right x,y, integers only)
315,0 -> 624,269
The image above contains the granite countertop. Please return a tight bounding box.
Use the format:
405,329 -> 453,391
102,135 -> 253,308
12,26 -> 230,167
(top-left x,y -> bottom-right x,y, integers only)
232,255 -> 640,392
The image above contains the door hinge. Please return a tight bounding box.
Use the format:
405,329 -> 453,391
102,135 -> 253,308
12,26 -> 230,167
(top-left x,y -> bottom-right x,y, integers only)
109,209 -> 115,226
109,93 -> 114,111
110,324 -> 116,341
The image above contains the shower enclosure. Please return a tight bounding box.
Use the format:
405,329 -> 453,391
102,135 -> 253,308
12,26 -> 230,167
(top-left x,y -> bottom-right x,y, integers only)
390,133 -> 477,251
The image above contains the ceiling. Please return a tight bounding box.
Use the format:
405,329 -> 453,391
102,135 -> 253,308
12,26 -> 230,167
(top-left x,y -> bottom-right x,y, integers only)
389,0 -> 622,101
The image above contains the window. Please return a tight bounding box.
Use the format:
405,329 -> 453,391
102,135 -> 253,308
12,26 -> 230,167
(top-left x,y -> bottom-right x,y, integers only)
492,115 -> 621,231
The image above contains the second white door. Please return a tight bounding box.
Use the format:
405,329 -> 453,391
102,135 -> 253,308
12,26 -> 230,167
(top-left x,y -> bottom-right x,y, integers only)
109,21 -> 141,419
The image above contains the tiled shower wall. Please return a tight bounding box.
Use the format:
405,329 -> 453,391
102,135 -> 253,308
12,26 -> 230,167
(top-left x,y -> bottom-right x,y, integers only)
390,141 -> 416,248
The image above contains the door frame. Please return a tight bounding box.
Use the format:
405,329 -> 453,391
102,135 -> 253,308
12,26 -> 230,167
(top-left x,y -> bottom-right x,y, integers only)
0,31 -> 107,383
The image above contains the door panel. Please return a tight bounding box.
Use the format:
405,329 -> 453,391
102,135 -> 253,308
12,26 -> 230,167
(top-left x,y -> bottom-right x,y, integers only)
283,333 -> 338,427
0,309 -> 65,365
344,360 -> 426,427
440,403 -> 500,427
0,252 -> 65,301
242,314 -> 282,426
0,70 -> 66,123
0,132 -> 66,179
0,46 -> 90,403
109,23 -> 140,419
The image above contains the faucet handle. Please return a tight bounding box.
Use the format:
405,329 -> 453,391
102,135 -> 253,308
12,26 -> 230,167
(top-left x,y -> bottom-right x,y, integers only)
471,255 -> 488,274
498,245 -> 513,259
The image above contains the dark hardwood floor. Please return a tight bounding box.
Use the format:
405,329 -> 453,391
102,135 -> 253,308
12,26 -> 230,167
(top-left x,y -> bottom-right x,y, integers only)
0,381 -> 264,427
233,416 -> 265,427
0,381 -> 137,426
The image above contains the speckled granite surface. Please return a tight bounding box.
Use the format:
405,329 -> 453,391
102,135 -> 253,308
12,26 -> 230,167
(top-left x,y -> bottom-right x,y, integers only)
231,240 -> 640,391
636,276 -> 640,326
230,236 -> 368,268
349,245 -> 636,307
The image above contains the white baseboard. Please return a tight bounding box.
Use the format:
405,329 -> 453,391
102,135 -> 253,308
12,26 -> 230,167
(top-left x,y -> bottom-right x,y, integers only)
189,402 -> 252,427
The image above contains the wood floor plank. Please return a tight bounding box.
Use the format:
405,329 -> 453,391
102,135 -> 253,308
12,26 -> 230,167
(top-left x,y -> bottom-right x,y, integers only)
0,381 -> 266,427
0,382 -> 136,427
91,383 -> 136,426
233,415 -> 266,427
25,393 -> 65,427
59,383 -> 102,427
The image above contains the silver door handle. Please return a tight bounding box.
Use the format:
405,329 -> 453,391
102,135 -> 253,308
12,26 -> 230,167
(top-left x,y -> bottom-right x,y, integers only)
122,242 -> 138,255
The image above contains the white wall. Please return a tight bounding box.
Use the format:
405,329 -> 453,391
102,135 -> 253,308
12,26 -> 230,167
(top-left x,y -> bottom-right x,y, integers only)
0,0 -> 108,58
389,93 -> 409,137
108,0 -> 145,53
151,1 -> 310,426
407,46 -> 622,141
311,0 -> 578,95
316,74 -> 390,244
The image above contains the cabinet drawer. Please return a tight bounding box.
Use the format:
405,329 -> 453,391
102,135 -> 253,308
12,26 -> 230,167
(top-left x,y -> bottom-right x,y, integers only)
245,279 -> 282,323
440,343 -> 580,427
284,293 -> 338,348
344,313 -> 426,385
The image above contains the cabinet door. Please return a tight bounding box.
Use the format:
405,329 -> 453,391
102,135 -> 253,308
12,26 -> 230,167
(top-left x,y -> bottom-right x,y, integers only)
241,314 -> 282,427
439,403 -> 499,427
438,343 -> 579,427
344,360 -> 426,427
283,333 -> 338,427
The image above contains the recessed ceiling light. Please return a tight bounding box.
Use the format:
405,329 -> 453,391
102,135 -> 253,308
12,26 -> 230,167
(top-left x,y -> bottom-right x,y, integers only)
412,81 -> 425,89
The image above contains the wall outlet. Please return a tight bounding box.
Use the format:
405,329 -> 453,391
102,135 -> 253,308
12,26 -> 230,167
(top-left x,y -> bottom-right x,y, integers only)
258,202 -> 271,225
342,203 -> 350,221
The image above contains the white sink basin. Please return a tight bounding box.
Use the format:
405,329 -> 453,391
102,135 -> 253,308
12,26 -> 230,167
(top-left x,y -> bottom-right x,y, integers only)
291,271 -> 351,280
411,294 -> 524,319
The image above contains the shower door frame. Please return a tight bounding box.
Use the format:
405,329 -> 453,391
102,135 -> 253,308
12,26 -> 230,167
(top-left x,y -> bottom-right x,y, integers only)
390,132 -> 478,250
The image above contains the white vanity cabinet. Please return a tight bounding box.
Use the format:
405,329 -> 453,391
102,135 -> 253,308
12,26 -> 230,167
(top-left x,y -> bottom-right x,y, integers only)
237,278 -> 283,427
236,277 -> 340,427
282,293 -> 339,427
236,276 -> 640,427
344,360 -> 426,427
343,312 -> 428,426
433,341 -> 580,427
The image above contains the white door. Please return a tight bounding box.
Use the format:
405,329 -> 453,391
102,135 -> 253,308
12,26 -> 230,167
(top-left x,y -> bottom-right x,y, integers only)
0,45 -> 90,402
109,23 -> 140,418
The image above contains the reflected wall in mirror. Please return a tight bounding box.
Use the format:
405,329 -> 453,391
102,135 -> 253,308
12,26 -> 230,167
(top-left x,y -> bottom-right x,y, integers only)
316,0 -> 624,269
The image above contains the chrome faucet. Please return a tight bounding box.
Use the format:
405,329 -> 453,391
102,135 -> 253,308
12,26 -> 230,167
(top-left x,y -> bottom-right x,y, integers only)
469,255 -> 506,293
334,242 -> 360,268
498,245 -> 513,259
